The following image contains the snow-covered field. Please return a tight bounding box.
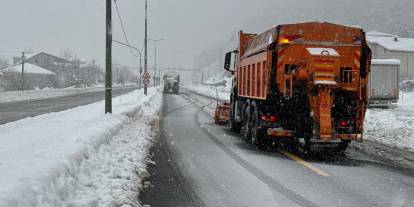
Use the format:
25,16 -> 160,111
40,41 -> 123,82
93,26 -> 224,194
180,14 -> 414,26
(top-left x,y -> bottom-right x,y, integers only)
0,88 -> 162,206
365,92 -> 414,152
189,78 -> 414,152
0,84 -> 138,103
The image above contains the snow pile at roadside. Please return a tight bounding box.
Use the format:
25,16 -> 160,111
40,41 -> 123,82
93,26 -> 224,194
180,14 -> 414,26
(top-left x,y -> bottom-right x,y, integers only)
0,85 -> 138,103
188,76 -> 232,101
0,88 -> 162,206
364,92 -> 414,151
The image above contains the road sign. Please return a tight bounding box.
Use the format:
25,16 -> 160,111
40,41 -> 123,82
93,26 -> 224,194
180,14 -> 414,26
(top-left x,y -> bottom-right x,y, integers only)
143,78 -> 150,85
142,71 -> 151,86
142,71 -> 151,79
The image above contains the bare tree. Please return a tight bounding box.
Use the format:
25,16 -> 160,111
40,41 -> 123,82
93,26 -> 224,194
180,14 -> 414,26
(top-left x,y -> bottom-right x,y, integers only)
60,48 -> 74,61
0,56 -> 10,69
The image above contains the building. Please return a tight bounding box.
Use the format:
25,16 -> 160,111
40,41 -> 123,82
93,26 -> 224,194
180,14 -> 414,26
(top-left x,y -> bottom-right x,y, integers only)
0,63 -> 56,91
367,31 -> 414,79
13,52 -> 68,68
14,52 -> 85,88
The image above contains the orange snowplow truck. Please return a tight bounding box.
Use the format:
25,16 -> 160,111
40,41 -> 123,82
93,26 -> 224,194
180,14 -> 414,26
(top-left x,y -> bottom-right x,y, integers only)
224,22 -> 371,152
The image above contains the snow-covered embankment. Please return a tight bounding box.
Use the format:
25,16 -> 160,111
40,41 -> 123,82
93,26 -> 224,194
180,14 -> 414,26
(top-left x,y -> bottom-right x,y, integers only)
0,88 -> 162,206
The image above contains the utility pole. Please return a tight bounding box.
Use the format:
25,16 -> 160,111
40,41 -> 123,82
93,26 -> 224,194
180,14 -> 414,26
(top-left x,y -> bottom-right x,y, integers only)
139,53 -> 142,89
144,0 -> 148,95
105,0 -> 112,114
158,67 -> 161,86
219,48 -> 223,78
20,52 -> 25,91
149,38 -> 164,86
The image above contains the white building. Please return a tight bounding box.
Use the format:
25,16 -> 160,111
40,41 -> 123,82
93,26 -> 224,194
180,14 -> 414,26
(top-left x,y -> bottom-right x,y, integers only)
367,31 -> 414,79
0,63 -> 56,90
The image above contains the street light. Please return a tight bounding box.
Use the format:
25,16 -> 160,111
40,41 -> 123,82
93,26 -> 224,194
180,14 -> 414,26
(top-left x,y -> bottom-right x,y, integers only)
149,38 -> 164,86
112,39 -> 142,88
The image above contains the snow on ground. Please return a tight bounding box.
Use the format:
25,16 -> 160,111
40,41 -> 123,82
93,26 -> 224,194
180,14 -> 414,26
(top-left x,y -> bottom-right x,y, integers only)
365,92 -> 414,152
0,87 -> 162,206
0,85 -> 137,103
187,75 -> 232,101
189,76 -> 414,152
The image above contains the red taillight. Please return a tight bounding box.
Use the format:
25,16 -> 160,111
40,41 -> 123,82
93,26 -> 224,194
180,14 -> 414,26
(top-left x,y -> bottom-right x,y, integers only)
340,121 -> 348,127
269,115 -> 277,123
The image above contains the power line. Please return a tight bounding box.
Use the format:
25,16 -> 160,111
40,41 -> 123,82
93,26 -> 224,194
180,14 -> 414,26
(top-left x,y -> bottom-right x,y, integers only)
113,0 -> 139,58
112,39 -> 141,55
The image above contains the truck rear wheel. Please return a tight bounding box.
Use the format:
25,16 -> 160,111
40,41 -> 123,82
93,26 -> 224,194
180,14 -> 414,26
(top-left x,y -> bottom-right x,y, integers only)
229,102 -> 241,132
251,107 -> 265,149
335,141 -> 349,154
241,107 -> 251,143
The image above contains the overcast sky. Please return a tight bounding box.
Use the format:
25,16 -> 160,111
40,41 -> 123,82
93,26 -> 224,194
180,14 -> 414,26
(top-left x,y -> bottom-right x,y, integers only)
0,0 -> 412,69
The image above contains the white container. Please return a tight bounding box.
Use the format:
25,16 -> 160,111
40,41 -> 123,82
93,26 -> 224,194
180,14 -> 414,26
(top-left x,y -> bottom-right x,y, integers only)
368,59 -> 400,107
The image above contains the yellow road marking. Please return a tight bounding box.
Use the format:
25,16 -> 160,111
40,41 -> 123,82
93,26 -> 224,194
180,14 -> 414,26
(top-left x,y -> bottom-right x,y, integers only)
281,150 -> 330,177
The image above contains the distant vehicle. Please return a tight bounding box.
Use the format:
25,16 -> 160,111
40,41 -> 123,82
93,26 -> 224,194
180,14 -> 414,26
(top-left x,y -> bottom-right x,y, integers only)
368,59 -> 400,108
222,22 -> 372,153
163,72 -> 180,94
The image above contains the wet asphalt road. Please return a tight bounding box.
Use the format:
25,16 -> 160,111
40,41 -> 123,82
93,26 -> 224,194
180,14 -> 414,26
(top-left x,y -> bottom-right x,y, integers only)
0,86 -> 139,125
140,89 -> 414,207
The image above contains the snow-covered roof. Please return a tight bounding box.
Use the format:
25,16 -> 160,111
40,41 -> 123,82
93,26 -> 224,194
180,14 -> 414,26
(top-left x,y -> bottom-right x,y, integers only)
367,35 -> 414,52
1,63 -> 56,75
366,31 -> 394,37
371,59 -> 401,66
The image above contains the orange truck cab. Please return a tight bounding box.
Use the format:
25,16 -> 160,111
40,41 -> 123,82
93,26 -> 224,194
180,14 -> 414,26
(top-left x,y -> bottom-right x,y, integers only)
224,22 -> 371,152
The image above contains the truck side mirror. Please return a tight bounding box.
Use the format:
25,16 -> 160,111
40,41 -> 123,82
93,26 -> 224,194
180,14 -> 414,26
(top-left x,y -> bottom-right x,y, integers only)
224,51 -> 237,73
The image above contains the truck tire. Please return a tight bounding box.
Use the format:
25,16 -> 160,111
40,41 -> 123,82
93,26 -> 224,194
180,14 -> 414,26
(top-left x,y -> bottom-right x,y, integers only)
229,102 -> 241,132
251,107 -> 265,149
241,106 -> 251,143
335,141 -> 349,155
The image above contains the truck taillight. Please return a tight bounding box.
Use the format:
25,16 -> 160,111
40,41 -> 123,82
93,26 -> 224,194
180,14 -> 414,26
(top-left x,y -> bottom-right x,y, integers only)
269,115 -> 277,123
261,115 -> 277,123
339,121 -> 348,127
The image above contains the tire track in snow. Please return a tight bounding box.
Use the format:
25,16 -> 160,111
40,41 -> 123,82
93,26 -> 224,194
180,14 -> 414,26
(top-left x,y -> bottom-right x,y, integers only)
193,108 -> 319,207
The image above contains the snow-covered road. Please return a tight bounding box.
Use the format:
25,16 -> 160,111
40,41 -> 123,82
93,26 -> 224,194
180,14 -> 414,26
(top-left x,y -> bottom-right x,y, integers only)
0,85 -> 138,104
0,86 -> 139,125
141,89 -> 414,207
0,88 -> 162,206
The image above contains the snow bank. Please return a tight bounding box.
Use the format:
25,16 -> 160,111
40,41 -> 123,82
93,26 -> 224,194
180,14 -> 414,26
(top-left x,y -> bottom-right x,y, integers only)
0,87 -> 162,206
187,73 -> 232,101
188,80 -> 231,101
364,92 -> 414,151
